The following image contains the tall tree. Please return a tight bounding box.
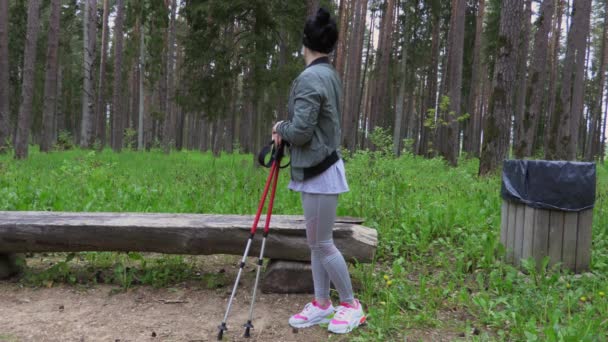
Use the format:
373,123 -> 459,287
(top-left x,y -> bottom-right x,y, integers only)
514,0 -> 554,158
544,0 -> 564,154
479,0 -> 522,175
14,0 -> 42,159
138,18 -> 145,151
40,0 -> 62,152
0,0 -> 9,153
418,2 -> 441,157
162,0 -> 177,153
112,0 -> 125,152
441,0 -> 466,166
464,0 -> 486,158
584,0 -> 608,160
342,0 -> 368,151
81,0 -> 97,148
335,0 -> 351,80
369,0 -> 396,133
547,0 -> 592,160
512,0 -> 531,147
96,0 -> 110,147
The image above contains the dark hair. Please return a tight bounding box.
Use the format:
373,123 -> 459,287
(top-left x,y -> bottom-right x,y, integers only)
302,7 -> 338,54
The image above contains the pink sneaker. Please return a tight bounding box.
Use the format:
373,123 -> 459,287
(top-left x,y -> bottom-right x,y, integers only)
328,299 -> 366,334
288,300 -> 335,328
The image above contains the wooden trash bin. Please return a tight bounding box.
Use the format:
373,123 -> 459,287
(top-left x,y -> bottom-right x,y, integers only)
499,160 -> 596,273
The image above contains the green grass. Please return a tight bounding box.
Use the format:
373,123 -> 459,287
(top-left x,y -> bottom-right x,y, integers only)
1,147 -> 607,341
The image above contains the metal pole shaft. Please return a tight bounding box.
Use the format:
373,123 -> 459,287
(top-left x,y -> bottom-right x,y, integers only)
244,163 -> 280,337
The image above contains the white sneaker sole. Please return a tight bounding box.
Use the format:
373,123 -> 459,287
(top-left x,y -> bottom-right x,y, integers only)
289,316 -> 331,329
328,314 -> 366,334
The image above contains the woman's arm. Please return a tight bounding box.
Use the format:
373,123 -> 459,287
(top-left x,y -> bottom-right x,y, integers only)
276,74 -> 322,146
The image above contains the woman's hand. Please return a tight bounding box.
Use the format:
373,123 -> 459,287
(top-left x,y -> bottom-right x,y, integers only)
272,121 -> 283,146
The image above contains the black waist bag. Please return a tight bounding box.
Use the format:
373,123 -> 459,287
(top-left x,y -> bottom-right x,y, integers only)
303,150 -> 339,180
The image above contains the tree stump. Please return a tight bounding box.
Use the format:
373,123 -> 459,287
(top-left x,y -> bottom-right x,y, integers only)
500,201 -> 593,272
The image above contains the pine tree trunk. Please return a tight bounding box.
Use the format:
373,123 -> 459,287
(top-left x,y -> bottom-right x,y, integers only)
512,0 -> 532,150
584,1 -> 607,161
369,0 -> 396,132
342,0 -> 368,152
464,0 -> 485,158
138,20 -> 145,151
81,0 -> 97,148
162,0 -> 177,153
393,7 -> 409,156
441,0 -> 466,166
548,0 -> 592,160
358,6 -> 375,149
14,0 -> 41,159
514,0 -> 554,158
418,14 -> 440,157
479,0 -> 522,175
96,0 -> 110,148
40,0 -> 61,152
0,0 -> 10,154
544,0 -> 564,155
335,0 -> 350,80
112,0 -> 125,152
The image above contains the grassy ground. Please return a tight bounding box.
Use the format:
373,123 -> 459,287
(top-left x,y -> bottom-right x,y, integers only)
1,148 -> 607,341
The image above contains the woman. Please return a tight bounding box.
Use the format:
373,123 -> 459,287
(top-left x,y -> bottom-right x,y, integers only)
272,7 -> 366,335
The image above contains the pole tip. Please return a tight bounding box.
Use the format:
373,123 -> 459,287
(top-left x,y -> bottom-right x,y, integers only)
217,323 -> 227,340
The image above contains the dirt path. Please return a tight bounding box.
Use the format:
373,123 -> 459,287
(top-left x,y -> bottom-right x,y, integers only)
0,281 -> 348,342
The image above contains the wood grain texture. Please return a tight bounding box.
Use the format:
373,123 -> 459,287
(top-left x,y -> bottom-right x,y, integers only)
576,209 -> 593,272
562,212 -> 579,271
532,208 -> 550,267
548,211 -> 565,268
521,205 -> 535,262
513,203 -> 526,266
0,212 -> 376,263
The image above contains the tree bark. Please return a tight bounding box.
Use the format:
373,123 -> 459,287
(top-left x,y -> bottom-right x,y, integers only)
418,13 -> 440,157
343,0 -> 368,152
369,0 -> 396,132
548,0 -> 591,160
95,0 -> 110,148
138,20 -> 145,151
514,0 -> 554,158
393,5 -> 409,156
40,0 -> 62,152
112,0 -> 125,152
464,0 -> 486,158
479,0 -> 522,175
335,0 -> 350,80
0,0 -> 9,154
14,0 -> 42,159
544,0 -> 564,155
81,0 -> 97,148
443,0 -> 466,166
162,0 -> 177,153
512,0 -> 532,149
584,0 -> 607,161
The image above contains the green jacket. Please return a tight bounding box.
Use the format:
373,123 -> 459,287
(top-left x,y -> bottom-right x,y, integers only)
276,57 -> 342,182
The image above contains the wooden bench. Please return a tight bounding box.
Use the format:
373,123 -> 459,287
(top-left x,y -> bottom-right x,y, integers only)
0,211 -> 377,292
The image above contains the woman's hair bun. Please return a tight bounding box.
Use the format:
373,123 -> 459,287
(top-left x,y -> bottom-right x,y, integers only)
316,8 -> 331,25
302,7 -> 338,54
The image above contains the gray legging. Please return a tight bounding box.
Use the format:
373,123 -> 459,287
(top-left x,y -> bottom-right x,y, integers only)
302,192 -> 354,303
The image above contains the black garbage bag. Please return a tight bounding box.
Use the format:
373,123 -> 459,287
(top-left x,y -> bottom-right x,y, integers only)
501,160 -> 596,212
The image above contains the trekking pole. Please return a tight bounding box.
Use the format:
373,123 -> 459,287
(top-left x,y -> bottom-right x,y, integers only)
217,161 -> 279,341
243,156 -> 281,338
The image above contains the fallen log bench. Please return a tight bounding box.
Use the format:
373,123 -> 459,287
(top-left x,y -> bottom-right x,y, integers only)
0,211 -> 377,293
